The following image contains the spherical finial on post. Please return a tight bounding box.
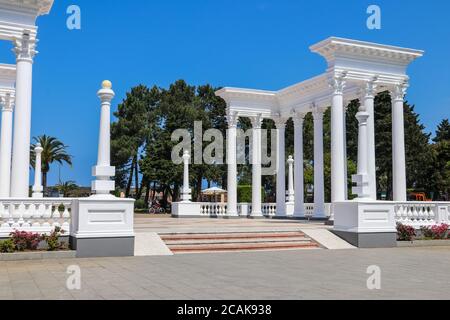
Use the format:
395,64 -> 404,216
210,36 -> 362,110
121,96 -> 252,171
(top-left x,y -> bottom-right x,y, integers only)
35,142 -> 43,154
287,155 -> 294,164
102,80 -> 112,89
182,150 -> 191,162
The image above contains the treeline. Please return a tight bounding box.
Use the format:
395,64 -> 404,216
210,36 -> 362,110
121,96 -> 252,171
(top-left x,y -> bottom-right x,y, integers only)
111,80 -> 450,207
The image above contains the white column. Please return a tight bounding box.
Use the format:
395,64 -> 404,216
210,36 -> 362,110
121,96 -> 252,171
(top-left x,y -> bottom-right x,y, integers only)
313,108 -> 326,218
352,104 -> 371,200
275,118 -> 287,217
343,101 -> 348,200
10,33 -> 36,198
329,74 -> 347,203
391,83 -> 408,202
227,112 -> 238,216
363,79 -> 378,200
181,151 -> 192,202
287,156 -> 295,203
32,143 -> 43,198
250,115 -> 263,218
293,114 -> 305,218
92,80 -> 116,198
0,94 -> 14,198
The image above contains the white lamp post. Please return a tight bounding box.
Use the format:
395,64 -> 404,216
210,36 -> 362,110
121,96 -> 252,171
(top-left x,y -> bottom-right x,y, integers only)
287,156 -> 295,203
181,151 -> 192,202
92,80 -> 116,198
32,143 -> 43,198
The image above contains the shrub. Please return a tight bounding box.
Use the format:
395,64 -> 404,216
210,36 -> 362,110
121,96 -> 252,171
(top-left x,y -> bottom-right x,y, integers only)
421,224 -> 449,240
237,185 -> 266,203
10,230 -> 41,251
397,223 -> 416,241
41,227 -> 66,251
0,239 -> 15,253
135,199 -> 146,210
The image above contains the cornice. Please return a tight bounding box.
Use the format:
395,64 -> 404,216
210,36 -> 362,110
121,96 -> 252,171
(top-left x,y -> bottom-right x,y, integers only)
0,0 -> 54,16
310,37 -> 424,66
216,37 -> 423,119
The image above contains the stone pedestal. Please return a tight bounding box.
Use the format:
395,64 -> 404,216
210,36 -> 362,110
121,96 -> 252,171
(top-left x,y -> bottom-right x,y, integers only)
70,197 -> 135,257
171,202 -> 202,218
333,201 -> 397,248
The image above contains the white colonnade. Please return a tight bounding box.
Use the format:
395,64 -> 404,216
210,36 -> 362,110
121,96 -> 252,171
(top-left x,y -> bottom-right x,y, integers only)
215,37 -> 423,219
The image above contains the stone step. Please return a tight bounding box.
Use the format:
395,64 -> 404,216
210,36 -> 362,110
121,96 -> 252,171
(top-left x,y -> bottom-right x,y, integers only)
168,241 -> 320,253
164,236 -> 312,246
160,231 -> 306,241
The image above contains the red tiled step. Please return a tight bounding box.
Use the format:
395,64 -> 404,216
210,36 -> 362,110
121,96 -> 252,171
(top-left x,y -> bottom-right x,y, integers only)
160,232 -> 306,241
168,241 -> 320,254
164,237 -> 312,246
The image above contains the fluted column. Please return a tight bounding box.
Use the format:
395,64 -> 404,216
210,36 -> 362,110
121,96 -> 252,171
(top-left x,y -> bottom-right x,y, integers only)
391,83 -> 408,201
362,79 -> 378,200
250,115 -> 263,218
227,112 -> 238,216
313,108 -> 326,218
0,94 -> 14,198
329,74 -> 347,203
343,101 -> 348,200
32,143 -> 43,198
293,114 -> 305,218
10,33 -> 36,198
274,118 -> 287,217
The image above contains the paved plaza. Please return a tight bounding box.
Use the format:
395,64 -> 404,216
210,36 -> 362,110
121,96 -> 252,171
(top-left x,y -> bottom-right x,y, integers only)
1,246 -> 449,300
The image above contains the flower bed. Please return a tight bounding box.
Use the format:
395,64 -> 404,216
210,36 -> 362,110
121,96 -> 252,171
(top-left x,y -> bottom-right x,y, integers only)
0,227 -> 70,253
397,223 -> 450,242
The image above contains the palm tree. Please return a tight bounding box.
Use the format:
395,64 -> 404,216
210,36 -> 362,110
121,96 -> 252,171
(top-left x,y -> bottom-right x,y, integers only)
56,181 -> 79,198
30,135 -> 73,190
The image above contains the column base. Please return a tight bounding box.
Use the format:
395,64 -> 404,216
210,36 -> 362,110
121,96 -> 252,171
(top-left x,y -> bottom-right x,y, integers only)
333,200 -> 397,248
70,236 -> 135,258
332,230 -> 396,248
249,213 -> 264,219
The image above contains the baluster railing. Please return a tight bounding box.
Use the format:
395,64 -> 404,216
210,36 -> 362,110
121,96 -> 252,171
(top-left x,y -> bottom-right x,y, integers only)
0,199 -> 73,237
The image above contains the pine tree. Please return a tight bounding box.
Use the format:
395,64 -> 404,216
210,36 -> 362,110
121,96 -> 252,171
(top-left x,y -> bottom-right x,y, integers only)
434,119 -> 450,143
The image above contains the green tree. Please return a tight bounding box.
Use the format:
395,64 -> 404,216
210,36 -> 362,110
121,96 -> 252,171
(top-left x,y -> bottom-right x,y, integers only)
56,181 -> 79,197
30,135 -> 72,190
434,119 -> 450,143
111,85 -> 160,199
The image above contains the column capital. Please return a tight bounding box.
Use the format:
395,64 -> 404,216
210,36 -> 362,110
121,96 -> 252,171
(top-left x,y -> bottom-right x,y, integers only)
13,32 -> 37,62
250,114 -> 263,129
226,111 -> 239,128
312,106 -> 326,121
329,72 -> 347,95
361,77 -> 379,100
273,116 -> 288,129
292,111 -> 306,127
0,93 -> 14,112
390,82 -> 409,102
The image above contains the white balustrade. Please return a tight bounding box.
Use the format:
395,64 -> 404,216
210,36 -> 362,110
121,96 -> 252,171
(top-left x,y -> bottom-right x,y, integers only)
262,203 -> 277,217
395,202 -> 440,228
200,203 -> 228,217
0,198 -> 73,237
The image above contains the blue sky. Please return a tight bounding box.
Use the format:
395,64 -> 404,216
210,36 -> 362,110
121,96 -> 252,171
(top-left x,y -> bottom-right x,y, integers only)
1,0 -> 448,186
